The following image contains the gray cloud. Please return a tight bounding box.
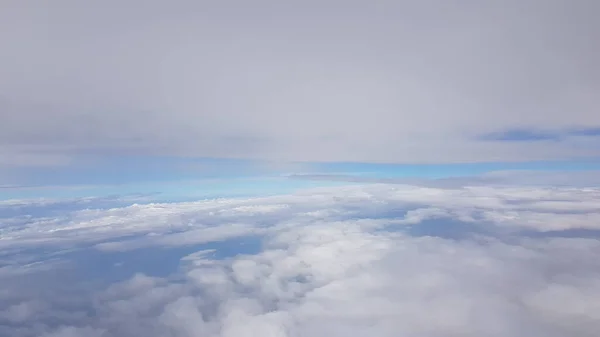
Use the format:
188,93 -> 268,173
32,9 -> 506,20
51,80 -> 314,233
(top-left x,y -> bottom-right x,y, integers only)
1,0 -> 599,165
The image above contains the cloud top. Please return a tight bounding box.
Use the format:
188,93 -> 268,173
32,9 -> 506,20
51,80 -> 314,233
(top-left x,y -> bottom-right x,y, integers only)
1,183 -> 600,336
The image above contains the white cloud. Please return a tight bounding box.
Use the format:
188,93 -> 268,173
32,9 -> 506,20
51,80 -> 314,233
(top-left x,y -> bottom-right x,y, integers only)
29,222 -> 600,337
2,184 -> 600,253
2,183 -> 600,336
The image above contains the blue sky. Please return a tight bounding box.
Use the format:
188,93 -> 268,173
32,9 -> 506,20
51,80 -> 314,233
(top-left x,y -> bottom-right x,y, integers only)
478,126 -> 600,142
3,155 -> 600,201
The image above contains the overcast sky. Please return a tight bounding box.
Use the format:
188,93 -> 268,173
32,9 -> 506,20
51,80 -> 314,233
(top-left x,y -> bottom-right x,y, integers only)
1,0 -> 599,167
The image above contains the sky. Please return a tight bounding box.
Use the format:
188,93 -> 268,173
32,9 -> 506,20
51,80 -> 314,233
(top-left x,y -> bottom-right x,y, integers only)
2,1 -> 600,336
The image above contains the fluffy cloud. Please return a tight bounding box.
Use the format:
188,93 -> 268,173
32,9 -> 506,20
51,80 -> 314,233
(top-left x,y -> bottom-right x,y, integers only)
2,183 -> 600,336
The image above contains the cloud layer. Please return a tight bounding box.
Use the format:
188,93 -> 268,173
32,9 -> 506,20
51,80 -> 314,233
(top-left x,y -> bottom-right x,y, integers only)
2,183 -> 600,336
1,0 -> 600,165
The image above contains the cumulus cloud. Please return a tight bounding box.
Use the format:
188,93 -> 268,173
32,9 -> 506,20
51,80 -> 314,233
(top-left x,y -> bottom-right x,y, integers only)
2,183 -> 600,251
12,226 -> 600,336
1,183 -> 600,336
1,1 -> 599,165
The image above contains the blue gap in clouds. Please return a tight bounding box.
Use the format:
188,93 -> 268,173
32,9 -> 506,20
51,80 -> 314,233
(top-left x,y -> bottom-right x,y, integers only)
0,176 -> 356,202
307,159 -> 600,180
385,217 -> 600,241
380,217 -> 496,240
520,228 -> 600,239
1,154 -> 357,201
64,235 -> 264,285
9,156 -> 266,187
478,126 -> 600,142
478,128 -> 561,141
569,127 -> 600,137
6,154 -> 600,201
